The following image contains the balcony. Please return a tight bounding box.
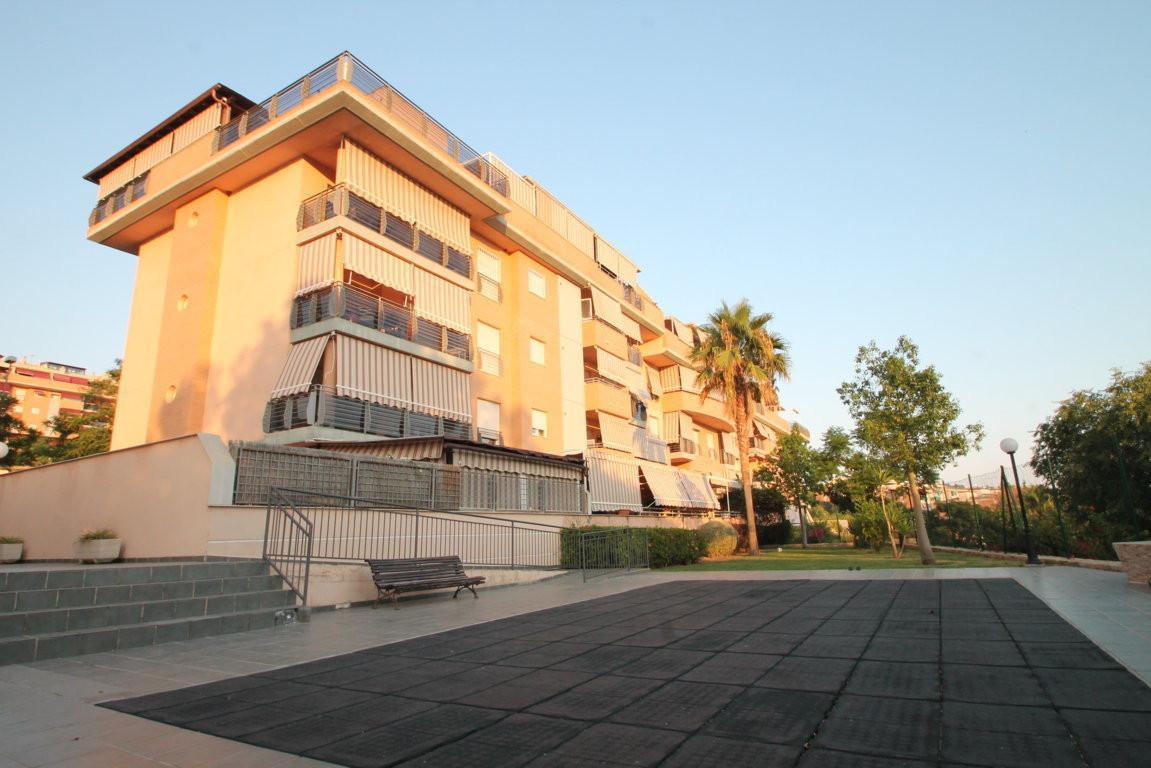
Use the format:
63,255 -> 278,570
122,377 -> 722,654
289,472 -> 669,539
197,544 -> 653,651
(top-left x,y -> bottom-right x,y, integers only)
583,375 -> 632,419
89,172 -> 148,225
298,186 -> 472,279
660,389 -> 733,432
292,283 -> 471,362
641,334 -> 693,368
214,53 -> 508,196
623,284 -> 644,311
264,386 -> 473,440
668,437 -> 698,464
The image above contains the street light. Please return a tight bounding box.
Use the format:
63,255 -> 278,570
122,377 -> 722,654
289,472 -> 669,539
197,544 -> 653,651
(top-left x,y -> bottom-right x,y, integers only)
1000,438 -> 1040,565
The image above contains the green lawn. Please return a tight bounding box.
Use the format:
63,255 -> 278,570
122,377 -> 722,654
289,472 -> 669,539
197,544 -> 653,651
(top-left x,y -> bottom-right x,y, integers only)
664,544 -> 1018,571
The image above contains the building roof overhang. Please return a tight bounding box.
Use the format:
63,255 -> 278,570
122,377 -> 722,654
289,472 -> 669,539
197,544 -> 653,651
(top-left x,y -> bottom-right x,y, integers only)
83,84 -> 255,183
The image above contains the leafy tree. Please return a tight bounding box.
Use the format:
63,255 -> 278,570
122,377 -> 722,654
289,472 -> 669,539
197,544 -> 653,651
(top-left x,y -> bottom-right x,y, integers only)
1032,362 -> 1150,543
0,392 -> 29,468
837,337 -> 984,564
757,427 -> 828,547
693,300 -> 790,555
26,361 -> 120,465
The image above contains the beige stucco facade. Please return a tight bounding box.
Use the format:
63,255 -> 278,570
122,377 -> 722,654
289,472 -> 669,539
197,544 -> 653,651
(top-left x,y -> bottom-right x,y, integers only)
84,52 -> 803,515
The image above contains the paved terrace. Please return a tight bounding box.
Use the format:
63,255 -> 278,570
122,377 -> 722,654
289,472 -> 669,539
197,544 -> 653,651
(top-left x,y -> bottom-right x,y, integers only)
0,566 -> 1149,767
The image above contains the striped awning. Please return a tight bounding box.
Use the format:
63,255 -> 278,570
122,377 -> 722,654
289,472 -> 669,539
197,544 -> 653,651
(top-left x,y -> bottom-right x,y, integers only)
589,286 -> 625,332
344,232 -> 414,295
410,358 -> 471,420
595,348 -> 630,386
720,432 -> 736,455
598,412 -> 634,452
677,469 -> 721,510
587,451 -> 642,512
414,268 -> 471,333
335,335 -> 412,408
619,314 -> 641,342
638,462 -> 686,508
296,233 -> 337,295
270,336 -> 327,397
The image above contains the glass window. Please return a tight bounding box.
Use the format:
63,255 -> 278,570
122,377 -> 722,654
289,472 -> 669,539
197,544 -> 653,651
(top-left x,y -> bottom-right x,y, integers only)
529,337 -> 546,365
530,409 -> 548,438
528,269 -> 547,298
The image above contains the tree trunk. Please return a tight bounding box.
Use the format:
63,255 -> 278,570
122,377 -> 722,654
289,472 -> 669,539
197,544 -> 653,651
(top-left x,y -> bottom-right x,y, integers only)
798,499 -> 809,548
735,406 -> 759,555
907,471 -> 936,564
879,493 -> 901,559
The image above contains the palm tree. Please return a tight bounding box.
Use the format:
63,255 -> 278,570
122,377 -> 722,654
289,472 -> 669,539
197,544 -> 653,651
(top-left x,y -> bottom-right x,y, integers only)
692,300 -> 790,555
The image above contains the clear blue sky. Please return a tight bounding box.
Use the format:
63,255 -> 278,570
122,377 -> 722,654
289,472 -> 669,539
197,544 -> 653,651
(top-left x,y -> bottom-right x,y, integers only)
2,1 -> 1147,481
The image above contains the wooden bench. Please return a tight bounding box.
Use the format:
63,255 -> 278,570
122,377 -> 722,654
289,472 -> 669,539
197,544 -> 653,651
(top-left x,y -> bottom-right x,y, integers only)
365,556 -> 486,609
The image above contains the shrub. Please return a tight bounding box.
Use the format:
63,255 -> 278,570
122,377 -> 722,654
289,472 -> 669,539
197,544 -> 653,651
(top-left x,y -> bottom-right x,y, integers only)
759,518 -> 793,545
698,520 -> 738,558
808,523 -> 828,543
647,528 -> 707,568
78,528 -> 118,541
0,536 -> 23,545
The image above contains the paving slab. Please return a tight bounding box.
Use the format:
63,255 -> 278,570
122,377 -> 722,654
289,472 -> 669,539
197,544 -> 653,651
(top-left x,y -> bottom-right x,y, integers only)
0,568 -> 1149,766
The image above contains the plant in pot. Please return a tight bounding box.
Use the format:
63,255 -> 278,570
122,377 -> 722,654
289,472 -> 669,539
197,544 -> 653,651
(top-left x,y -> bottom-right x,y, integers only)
75,529 -> 122,564
0,536 -> 23,564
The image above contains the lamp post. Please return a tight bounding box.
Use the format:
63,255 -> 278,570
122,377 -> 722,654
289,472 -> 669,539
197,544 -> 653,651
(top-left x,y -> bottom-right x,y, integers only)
1000,438 -> 1040,565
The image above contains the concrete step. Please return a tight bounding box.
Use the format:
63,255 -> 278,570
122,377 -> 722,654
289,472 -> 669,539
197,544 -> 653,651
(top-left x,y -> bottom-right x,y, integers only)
0,560 -> 269,593
0,588 -> 295,639
0,574 -> 285,613
0,608 -> 294,665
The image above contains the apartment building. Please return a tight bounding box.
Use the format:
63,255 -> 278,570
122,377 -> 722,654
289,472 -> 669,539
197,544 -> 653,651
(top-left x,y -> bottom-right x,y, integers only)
84,53 -> 800,515
0,357 -> 93,435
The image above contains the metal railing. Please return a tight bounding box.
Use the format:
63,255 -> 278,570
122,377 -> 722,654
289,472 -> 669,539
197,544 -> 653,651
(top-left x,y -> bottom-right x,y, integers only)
669,437 -> 698,456
264,488 -> 569,604
89,172 -> 149,225
297,186 -> 472,278
623,284 -> 644,311
576,527 -> 650,582
292,283 -> 472,362
215,53 -> 508,196
234,441 -> 585,514
477,274 -> 502,302
263,386 -> 473,442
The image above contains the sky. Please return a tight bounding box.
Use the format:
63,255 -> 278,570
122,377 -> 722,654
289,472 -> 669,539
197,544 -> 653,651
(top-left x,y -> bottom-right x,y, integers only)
1,1 -> 1147,482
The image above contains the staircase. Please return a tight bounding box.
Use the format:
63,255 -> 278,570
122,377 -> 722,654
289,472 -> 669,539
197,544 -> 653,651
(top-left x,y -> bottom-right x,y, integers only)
0,559 -> 296,666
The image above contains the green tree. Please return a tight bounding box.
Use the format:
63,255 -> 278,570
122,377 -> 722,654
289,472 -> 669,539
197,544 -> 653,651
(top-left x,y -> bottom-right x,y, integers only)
32,361 -> 120,464
693,300 -> 790,555
837,337 -> 984,564
1032,362 -> 1150,542
0,392 -> 29,468
757,427 -> 825,547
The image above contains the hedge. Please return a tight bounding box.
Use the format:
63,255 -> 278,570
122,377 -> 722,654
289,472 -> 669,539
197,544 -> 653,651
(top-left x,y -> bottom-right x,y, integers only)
561,526 -> 706,569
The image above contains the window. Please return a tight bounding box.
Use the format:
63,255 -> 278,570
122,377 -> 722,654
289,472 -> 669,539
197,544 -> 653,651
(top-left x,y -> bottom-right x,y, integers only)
477,399 -> 501,444
529,337 -> 546,365
477,249 -> 502,302
527,269 -> 546,298
477,322 -> 501,375
630,396 -> 648,426
530,409 -> 548,438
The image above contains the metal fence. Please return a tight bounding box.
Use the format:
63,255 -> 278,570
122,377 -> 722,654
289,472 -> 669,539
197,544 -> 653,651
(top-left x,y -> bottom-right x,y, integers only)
265,488 -> 568,604
233,442 -> 584,514
575,528 -> 650,582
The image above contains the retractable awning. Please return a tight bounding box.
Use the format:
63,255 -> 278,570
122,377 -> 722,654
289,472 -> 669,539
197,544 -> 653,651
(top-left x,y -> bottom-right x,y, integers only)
270,335 -> 327,397
586,451 -> 642,512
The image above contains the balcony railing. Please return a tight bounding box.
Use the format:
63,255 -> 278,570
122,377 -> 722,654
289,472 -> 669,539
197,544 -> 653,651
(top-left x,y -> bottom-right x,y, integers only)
214,53 -> 508,196
477,274 -> 502,302
668,437 -> 698,457
623,284 -> 644,311
298,185 -> 472,279
264,386 -> 474,440
627,345 -> 642,365
89,172 -> 149,225
292,283 -> 472,362
477,350 -> 502,376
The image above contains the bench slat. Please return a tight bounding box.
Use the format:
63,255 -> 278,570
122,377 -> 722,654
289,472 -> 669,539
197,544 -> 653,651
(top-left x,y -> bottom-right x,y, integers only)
364,556 -> 485,608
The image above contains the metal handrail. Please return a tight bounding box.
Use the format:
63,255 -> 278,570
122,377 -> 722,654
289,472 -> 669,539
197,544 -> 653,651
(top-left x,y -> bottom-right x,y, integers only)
579,527 -> 650,582
214,53 -> 508,196
264,488 -> 315,605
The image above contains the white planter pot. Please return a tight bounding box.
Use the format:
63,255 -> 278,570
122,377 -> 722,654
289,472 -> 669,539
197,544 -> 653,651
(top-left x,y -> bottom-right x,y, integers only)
0,543 -> 22,564
75,538 -> 122,564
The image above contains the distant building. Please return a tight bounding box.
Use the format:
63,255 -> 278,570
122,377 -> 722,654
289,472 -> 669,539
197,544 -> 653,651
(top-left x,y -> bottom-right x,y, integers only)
0,357 -> 93,435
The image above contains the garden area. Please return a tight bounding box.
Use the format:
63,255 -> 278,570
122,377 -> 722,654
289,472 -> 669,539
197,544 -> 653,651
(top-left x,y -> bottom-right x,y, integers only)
665,543 -> 1016,572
